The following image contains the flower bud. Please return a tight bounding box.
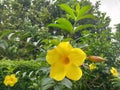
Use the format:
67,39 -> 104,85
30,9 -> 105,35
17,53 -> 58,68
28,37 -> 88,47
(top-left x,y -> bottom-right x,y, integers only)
88,56 -> 106,62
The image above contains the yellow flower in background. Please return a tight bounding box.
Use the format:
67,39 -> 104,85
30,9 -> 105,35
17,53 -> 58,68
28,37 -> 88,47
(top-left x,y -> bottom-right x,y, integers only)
89,63 -> 96,71
110,67 -> 119,77
4,74 -> 18,87
46,42 -> 86,81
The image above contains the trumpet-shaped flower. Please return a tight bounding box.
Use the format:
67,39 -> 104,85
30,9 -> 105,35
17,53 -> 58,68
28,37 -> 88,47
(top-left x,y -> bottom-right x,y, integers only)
89,63 -> 96,71
4,74 -> 18,87
46,42 -> 86,81
110,67 -> 119,77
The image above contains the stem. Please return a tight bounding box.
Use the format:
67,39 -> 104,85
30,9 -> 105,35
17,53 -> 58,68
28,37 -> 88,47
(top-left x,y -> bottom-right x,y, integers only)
72,19 -> 77,34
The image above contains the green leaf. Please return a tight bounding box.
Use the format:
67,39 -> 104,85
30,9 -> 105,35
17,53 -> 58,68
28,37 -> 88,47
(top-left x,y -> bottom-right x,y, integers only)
77,14 -> 95,21
48,23 -> 64,29
0,30 -> 14,39
61,78 -> 72,89
59,4 -> 75,19
76,3 -> 80,15
48,18 -> 73,33
54,85 -> 61,90
113,83 -> 120,88
112,77 -> 120,88
16,71 -> 21,75
9,31 -> 21,40
79,44 -> 89,48
66,14 -> 73,20
74,24 -> 94,32
41,78 -> 55,90
22,72 -> 27,77
77,5 -> 92,21
29,71 -> 34,77
0,40 -> 8,49
20,32 -> 31,40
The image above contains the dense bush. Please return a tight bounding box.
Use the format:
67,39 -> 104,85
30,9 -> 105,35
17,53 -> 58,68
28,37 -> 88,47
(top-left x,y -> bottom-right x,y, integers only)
0,59 -> 48,89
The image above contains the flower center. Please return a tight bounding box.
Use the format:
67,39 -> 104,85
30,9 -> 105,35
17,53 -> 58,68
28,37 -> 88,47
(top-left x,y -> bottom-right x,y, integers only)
63,57 -> 70,65
113,70 -> 117,74
10,78 -> 14,81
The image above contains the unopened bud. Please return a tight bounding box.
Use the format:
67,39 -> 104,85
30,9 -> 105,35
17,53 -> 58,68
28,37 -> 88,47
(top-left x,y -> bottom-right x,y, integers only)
88,56 -> 106,62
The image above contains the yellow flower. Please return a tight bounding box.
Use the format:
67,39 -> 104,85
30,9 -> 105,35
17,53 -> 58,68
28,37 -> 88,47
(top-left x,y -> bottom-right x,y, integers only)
110,67 -> 119,77
4,74 -> 18,87
46,42 -> 86,81
89,63 -> 96,71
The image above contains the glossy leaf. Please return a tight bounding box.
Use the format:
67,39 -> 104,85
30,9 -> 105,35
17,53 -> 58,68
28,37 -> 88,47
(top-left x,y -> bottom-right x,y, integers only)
22,72 -> 27,77
76,3 -> 80,16
61,78 -> 72,89
77,5 -> 92,21
74,24 -> 94,32
54,85 -> 61,90
59,4 -> 75,19
48,18 -> 73,33
77,14 -> 95,21
41,78 -> 55,90
29,71 -> 34,77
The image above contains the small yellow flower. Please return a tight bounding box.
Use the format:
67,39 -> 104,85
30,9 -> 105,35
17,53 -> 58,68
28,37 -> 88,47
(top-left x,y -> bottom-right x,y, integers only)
110,67 -> 119,77
4,74 -> 18,87
89,63 -> 96,71
46,42 -> 86,81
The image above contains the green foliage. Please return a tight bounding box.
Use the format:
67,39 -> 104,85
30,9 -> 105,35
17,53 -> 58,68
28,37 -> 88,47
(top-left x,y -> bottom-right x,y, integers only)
0,59 -> 45,89
40,78 -> 72,90
59,4 -> 75,19
0,40 -> 8,50
0,21 -> 52,60
111,77 -> 120,90
60,61 -> 112,90
48,18 -> 73,34
48,2 -> 95,36
0,0 -> 120,90
0,59 -> 43,73
113,24 -> 120,58
76,5 -> 94,21
74,24 -> 94,32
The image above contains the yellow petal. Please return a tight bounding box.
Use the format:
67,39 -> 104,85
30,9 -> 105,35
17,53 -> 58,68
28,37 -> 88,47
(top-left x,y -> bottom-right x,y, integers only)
89,63 -> 96,70
11,74 -> 15,76
5,75 -> 10,79
9,84 -> 14,87
66,64 -> 82,80
56,42 -> 73,56
69,48 -> 86,66
110,67 -> 118,77
50,63 -> 66,81
4,75 -> 10,86
46,49 -> 61,65
4,80 -> 8,86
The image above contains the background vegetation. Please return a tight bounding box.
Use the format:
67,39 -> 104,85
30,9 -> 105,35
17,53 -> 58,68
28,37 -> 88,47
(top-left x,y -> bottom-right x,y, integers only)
0,0 -> 120,90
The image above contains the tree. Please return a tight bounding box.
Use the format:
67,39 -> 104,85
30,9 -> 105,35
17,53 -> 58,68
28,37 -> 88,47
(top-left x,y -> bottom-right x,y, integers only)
113,24 -> 120,59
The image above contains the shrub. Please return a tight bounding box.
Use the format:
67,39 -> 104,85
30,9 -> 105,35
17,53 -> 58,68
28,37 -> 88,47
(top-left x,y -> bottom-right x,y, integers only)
0,59 -> 47,90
